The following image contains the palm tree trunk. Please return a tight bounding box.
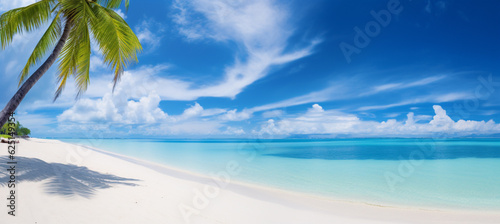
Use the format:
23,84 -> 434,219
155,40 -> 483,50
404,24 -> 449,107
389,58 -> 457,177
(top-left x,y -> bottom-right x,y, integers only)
0,22 -> 72,129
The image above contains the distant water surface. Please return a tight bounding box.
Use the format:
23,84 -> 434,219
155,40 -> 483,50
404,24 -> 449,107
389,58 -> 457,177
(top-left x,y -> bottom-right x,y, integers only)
60,138 -> 500,210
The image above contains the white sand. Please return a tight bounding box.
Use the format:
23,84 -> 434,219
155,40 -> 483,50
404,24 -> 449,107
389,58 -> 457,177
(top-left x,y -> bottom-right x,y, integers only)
0,138 -> 499,224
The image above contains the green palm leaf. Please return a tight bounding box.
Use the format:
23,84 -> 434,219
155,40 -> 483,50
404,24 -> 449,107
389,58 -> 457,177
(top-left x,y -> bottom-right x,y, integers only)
19,11 -> 62,86
89,4 -> 141,90
0,0 -> 55,49
96,0 -> 130,10
55,0 -> 95,100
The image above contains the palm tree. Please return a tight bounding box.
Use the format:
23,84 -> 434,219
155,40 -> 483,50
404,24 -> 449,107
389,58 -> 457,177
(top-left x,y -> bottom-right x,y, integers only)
0,0 -> 142,128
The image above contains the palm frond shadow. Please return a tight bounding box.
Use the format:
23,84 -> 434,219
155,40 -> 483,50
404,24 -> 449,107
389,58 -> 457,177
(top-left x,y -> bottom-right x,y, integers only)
0,156 -> 139,198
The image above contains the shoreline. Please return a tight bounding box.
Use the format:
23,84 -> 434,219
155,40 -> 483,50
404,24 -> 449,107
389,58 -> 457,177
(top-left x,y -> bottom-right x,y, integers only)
49,137 -> 500,140
1,138 -> 499,223
67,139 -> 500,213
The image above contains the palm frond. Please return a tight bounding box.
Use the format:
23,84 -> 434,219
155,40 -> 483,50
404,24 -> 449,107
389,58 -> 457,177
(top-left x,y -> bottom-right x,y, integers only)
60,0 -> 95,22
55,0 -> 94,100
55,21 -> 77,101
2,0 -> 140,101
19,11 -> 62,86
89,5 -> 141,90
74,24 -> 91,99
96,0 -> 130,10
0,0 -> 55,49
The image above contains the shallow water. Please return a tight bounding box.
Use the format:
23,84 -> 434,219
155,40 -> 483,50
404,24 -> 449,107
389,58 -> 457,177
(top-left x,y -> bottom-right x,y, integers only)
60,138 -> 500,210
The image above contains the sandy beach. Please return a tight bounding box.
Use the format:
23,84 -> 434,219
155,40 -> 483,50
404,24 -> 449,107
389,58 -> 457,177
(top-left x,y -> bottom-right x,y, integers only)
0,138 -> 498,224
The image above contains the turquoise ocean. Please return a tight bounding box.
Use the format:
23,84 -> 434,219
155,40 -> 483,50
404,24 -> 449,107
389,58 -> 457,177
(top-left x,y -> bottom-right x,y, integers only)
60,138 -> 500,210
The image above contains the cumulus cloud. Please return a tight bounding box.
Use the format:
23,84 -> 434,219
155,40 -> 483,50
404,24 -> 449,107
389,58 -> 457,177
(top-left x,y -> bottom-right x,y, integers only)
56,73 -> 244,136
256,104 -> 500,137
257,104 -> 361,136
58,92 -> 167,124
219,109 -> 252,121
168,102 -> 226,122
58,96 -> 232,136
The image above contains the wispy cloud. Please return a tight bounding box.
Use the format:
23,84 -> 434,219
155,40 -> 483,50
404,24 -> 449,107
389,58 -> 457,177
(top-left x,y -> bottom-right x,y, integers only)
361,75 -> 447,96
168,0 -> 319,100
262,110 -> 285,118
246,75 -> 449,113
135,18 -> 165,52
357,92 -> 474,111
249,85 -> 344,113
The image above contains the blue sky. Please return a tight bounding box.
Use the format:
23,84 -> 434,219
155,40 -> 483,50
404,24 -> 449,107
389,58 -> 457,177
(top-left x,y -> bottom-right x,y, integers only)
1,0 -> 500,138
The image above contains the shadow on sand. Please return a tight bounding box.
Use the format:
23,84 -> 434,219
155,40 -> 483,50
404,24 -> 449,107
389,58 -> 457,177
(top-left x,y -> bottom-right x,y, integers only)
0,156 -> 139,198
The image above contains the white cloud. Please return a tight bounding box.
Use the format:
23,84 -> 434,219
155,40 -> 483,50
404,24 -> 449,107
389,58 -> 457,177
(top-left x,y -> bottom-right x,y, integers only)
218,109 -> 252,121
69,42 -> 316,102
58,92 -> 168,124
89,55 -> 106,72
169,0 -> 319,100
256,104 -> 500,137
178,102 -> 204,119
373,83 -> 401,93
415,114 -> 432,121
362,75 -> 447,96
385,113 -> 400,118
262,110 -> 284,118
58,66 -> 171,125
154,121 -> 224,136
168,102 -> 227,122
57,93 -> 231,136
241,75 -> 449,115
257,104 -> 361,136
135,19 -> 164,52
56,78 -> 243,136
222,126 -> 246,135
249,85 -> 348,113
173,0 -> 291,48
357,92 -> 474,111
